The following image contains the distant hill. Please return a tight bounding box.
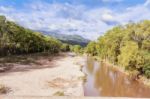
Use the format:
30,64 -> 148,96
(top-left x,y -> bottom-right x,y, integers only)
39,31 -> 90,46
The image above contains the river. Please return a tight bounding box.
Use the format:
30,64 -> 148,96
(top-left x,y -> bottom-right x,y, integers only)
83,56 -> 150,97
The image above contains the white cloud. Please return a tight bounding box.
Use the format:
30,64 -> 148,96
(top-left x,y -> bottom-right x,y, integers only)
144,0 -> 150,6
102,13 -> 113,21
0,0 -> 150,40
0,6 -> 12,12
115,2 -> 150,24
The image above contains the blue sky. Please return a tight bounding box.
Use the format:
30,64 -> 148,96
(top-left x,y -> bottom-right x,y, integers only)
0,0 -> 146,8
0,0 -> 150,40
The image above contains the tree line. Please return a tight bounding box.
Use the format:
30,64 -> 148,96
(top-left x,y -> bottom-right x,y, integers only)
0,16 -> 73,56
86,20 -> 150,78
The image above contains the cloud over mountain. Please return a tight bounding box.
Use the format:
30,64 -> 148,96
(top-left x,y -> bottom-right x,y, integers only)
0,0 -> 149,40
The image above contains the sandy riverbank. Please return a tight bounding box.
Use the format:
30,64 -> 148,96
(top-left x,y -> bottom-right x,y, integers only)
0,53 -> 85,98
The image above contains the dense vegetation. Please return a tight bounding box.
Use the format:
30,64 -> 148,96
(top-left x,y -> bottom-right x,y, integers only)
70,45 -> 83,54
86,20 -> 150,78
60,43 -> 70,52
0,16 -> 62,56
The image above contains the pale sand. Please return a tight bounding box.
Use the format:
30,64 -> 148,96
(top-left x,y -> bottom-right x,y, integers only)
0,53 -> 85,98
1,96 -> 146,99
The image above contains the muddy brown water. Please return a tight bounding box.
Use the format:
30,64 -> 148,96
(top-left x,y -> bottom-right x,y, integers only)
83,57 -> 150,97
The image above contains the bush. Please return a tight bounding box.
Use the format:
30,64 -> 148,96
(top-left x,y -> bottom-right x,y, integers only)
143,63 -> 150,78
60,43 -> 70,52
0,84 -> 9,94
71,45 -> 83,54
53,91 -> 65,96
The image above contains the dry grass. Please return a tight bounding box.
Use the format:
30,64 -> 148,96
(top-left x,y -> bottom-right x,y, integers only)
0,52 -> 60,73
53,91 -> 65,96
48,78 -> 75,89
0,52 -> 55,64
78,75 -> 87,83
0,84 -> 10,94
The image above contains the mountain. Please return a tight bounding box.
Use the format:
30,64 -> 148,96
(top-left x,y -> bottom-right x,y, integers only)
39,31 -> 90,46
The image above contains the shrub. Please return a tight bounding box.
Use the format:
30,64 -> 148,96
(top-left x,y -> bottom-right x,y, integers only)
0,84 -> 9,94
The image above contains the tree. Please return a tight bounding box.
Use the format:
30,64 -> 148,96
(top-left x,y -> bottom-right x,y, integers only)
86,41 -> 97,56
118,41 -> 144,70
86,20 -> 150,78
0,16 -> 62,56
60,43 -> 70,52
72,45 -> 83,54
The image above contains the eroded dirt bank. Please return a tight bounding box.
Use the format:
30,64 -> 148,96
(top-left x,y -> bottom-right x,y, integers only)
0,53 -> 85,98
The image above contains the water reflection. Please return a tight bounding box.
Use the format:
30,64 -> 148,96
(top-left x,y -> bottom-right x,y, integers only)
83,57 -> 150,97
86,57 -> 94,74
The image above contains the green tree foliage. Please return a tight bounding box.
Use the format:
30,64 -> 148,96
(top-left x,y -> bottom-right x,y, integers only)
71,45 -> 83,54
86,41 -> 97,56
118,41 -> 145,70
0,16 -> 61,56
60,43 -> 70,52
86,20 -> 150,78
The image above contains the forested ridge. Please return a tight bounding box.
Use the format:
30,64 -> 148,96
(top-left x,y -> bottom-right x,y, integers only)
86,20 -> 150,78
0,16 -> 62,56
39,31 -> 90,47
0,15 -> 88,57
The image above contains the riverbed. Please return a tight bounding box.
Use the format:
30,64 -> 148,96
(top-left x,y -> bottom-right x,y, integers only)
0,53 -> 85,97
83,56 -> 150,98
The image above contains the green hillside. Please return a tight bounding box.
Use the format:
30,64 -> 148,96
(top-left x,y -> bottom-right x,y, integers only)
39,31 -> 90,46
0,16 -> 61,56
